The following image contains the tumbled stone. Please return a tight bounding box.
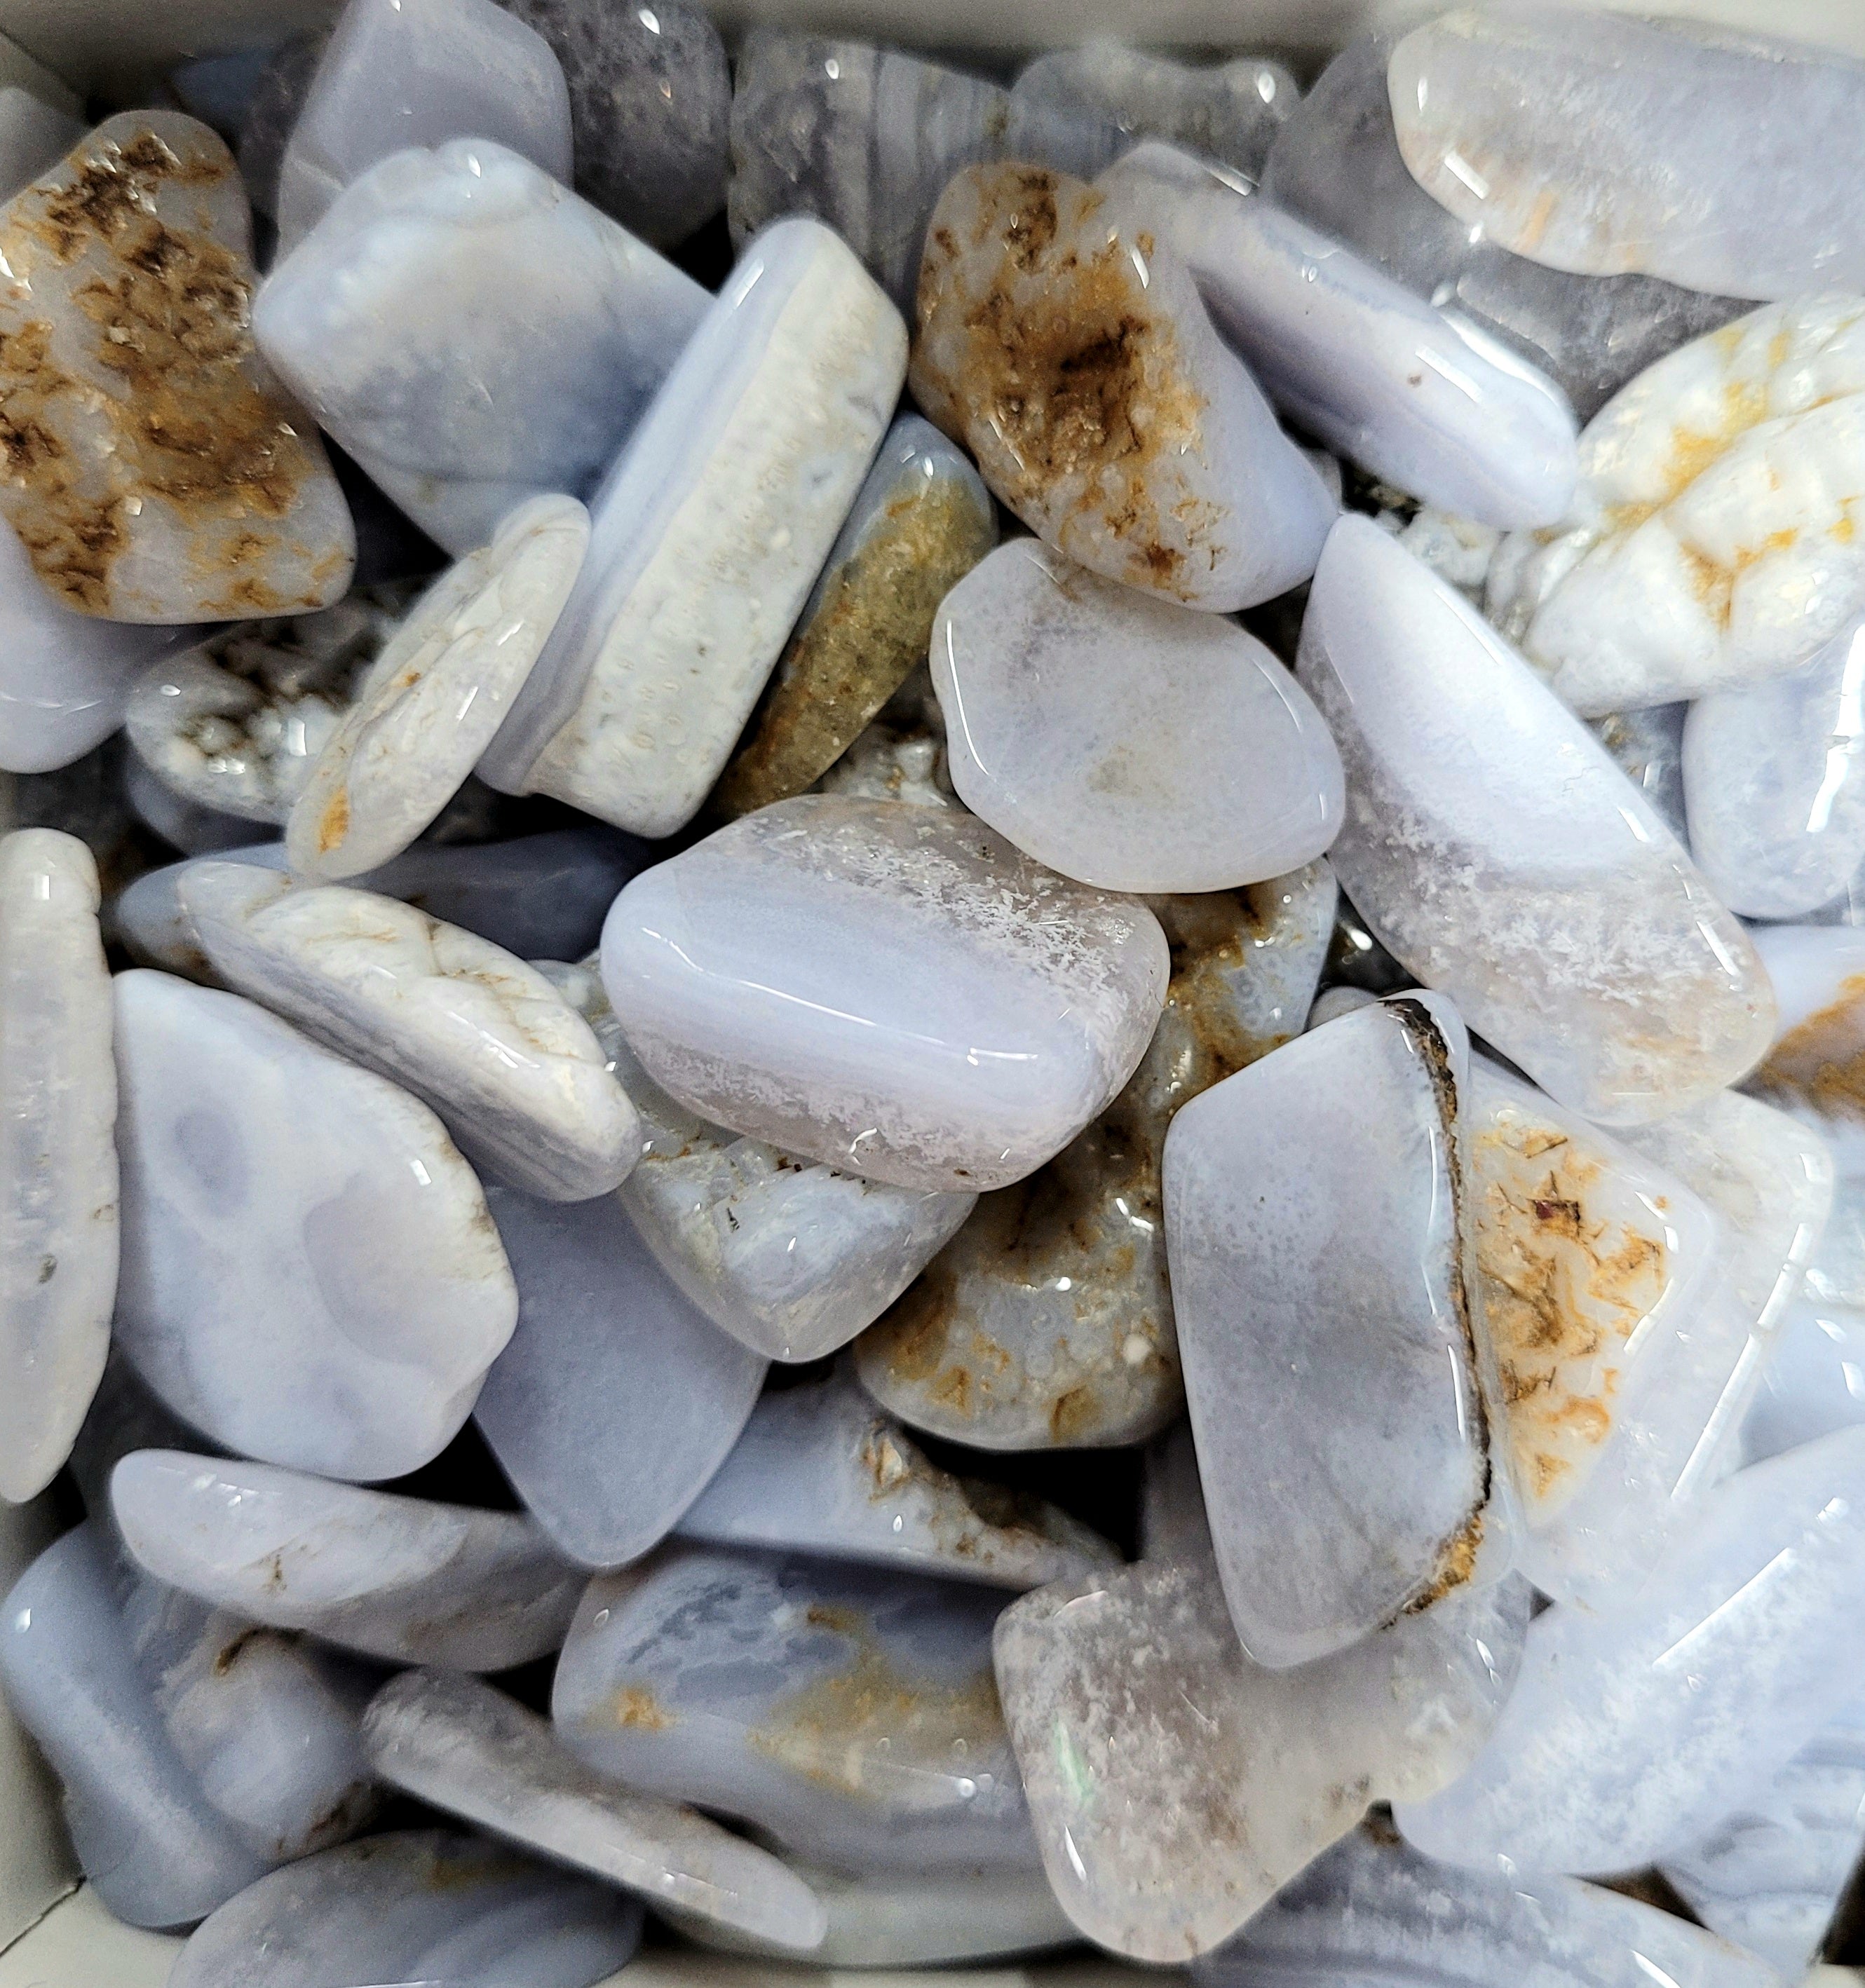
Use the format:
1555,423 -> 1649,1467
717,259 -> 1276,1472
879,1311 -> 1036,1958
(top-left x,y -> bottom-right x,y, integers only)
1740,1297 -> 1865,1468
674,1371 -> 1118,1588
1302,515 -> 1775,1124
1165,992 -> 1508,1668
932,540 -> 1343,892
1590,701 -> 1690,843
287,498 -> 588,879
168,1828 -> 643,1988
111,969 -> 517,1481
0,114 -> 354,622
275,0 -> 571,252
712,416 -> 995,819
857,864 -> 1334,1449
995,1557 -> 1528,1960
0,831 -> 115,1502
256,142 -> 706,557
178,865 -> 637,1201
1261,36 -> 1745,423
1101,142 -> 1577,529
474,1180 -> 766,1567
363,1668 -> 827,1949
912,165 -> 1334,613
1390,10 -> 1865,303
553,1544 -> 1036,1873
236,31 -> 326,220
111,1450 -> 580,1669
1397,1424 -> 1865,1874
602,796 -> 1168,1194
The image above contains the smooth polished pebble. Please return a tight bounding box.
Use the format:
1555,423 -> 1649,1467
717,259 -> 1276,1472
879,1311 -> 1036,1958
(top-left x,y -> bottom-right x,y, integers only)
1390,9 -> 1865,302
1101,142 -> 1577,529
111,969 -> 517,1482
1165,993 -> 1509,1670
1302,515 -> 1775,1124
1739,1297 -> 1865,1468
167,1827 -> 644,1988
602,796 -> 1169,1194
256,141 -> 707,557
479,219 -> 905,834
0,114 -> 354,622
932,540 -> 1343,892
913,165 -> 1335,613
275,0 -> 571,252
1396,1425 -> 1865,1874
473,1180 -> 767,1568
287,496 -> 589,879
674,1370 -> 1120,1588
552,1544 -> 1037,1873
0,831 -> 116,1503
178,864 -> 638,1201
996,1558 -> 1526,1961
110,1449 -> 581,1670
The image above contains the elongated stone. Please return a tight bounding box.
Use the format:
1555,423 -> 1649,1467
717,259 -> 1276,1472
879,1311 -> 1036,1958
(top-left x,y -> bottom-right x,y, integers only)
1390,10 -> 1865,304
602,796 -> 1168,1194
912,165 -> 1334,613
0,114 -> 354,622
256,142 -> 706,557
1592,701 -> 1689,843
363,1668 -> 826,1949
1198,1818 -> 1776,1988
1302,515 -> 1774,1124
168,1828 -> 643,1988
111,969 -> 517,1482
675,1371 -> 1119,1588
995,1557 -> 1528,1961
178,866 -> 637,1201
1740,1297 -> 1865,1468
1262,36 -> 1745,423
1166,992 -> 1507,1668
932,540 -> 1342,892
1397,1424 -> 1865,1874
480,222 -> 904,833
474,1180 -> 766,1567
1101,142 -> 1576,529
711,416 -> 995,818
0,831 -> 115,1502
553,1544 -> 1036,1873
111,1450 -> 580,1670
276,0 -> 571,252
857,865 -> 1335,1449
286,498 -> 588,879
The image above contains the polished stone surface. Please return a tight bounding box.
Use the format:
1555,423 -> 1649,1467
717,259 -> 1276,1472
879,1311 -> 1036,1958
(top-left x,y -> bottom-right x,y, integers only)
1592,701 -> 1690,844
1740,1296 -> 1865,1468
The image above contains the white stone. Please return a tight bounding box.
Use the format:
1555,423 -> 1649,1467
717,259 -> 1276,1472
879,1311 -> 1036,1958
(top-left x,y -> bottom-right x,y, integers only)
1739,1296 -> 1865,1468
478,219 -> 905,836
256,141 -> 705,556
287,498 -> 588,880
674,1371 -> 1120,1589
931,540 -> 1343,893
1491,298 -> 1865,716
362,1668 -> 828,1951
1592,700 -> 1690,843
110,969 -> 517,1483
0,832 -> 116,1503
276,0 -> 571,253
110,1450 -> 581,1670
1395,1424 -> 1865,1874
1301,515 -> 1775,1124
1099,142 -> 1577,529
177,865 -> 637,1202
602,796 -> 1169,1194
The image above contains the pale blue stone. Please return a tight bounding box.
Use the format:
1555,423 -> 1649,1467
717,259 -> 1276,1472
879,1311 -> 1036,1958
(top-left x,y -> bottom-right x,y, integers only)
1739,1296 -> 1865,1469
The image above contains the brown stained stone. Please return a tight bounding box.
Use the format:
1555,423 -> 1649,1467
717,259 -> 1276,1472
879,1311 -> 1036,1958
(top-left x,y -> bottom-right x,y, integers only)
1754,969 -> 1865,1123
0,111 -> 353,622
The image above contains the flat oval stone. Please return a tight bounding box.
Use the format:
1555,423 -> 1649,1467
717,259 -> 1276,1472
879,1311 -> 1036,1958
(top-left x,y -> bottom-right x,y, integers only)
601,796 -> 1169,1194
110,1450 -> 580,1670
552,1544 -> 1036,1873
0,831 -> 116,1503
111,969 -> 517,1482
0,114 -> 354,622
911,165 -> 1336,613
1301,515 -> 1775,1124
932,540 -> 1343,892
